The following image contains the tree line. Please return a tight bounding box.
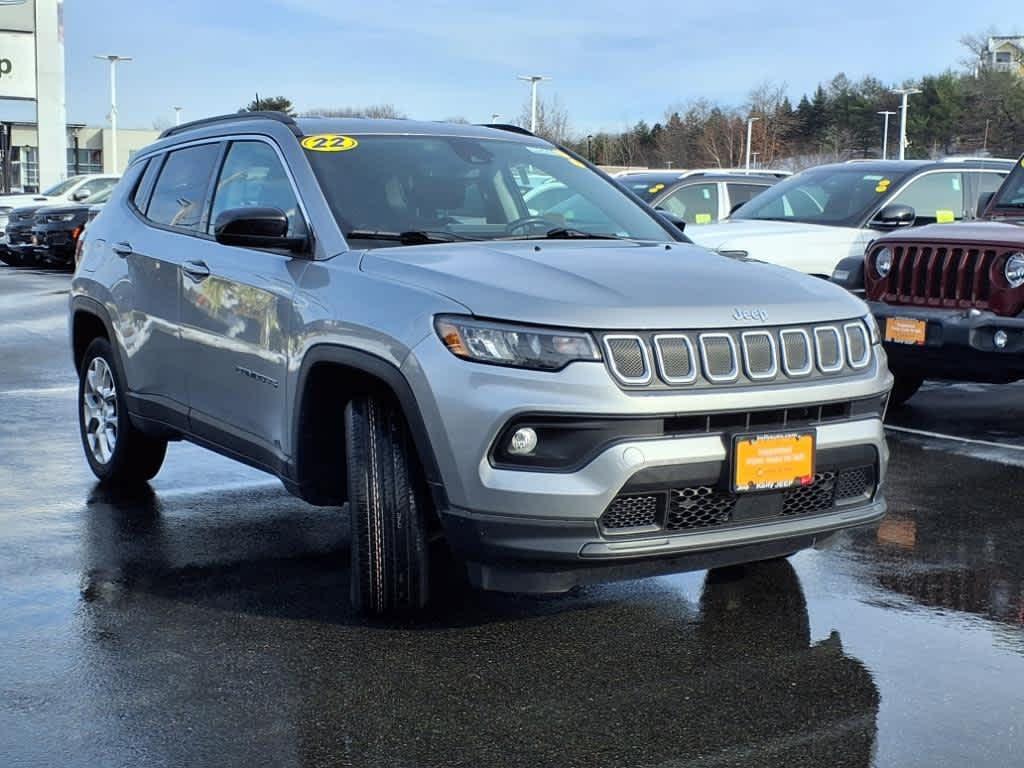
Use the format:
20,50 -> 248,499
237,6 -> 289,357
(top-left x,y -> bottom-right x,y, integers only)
239,32 -> 1024,169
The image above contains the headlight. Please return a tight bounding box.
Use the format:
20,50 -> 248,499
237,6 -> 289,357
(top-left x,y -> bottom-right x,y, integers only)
862,313 -> 881,345
48,213 -> 77,222
435,316 -> 601,370
1005,252 -> 1024,288
874,247 -> 893,278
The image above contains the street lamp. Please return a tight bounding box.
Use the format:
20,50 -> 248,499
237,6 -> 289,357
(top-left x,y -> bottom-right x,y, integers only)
877,111 -> 896,160
586,134 -> 593,162
94,54 -> 133,174
890,87 -> 921,161
490,112 -> 501,123
744,116 -> 760,171
751,151 -> 760,170
173,106 -> 183,126
517,75 -> 550,133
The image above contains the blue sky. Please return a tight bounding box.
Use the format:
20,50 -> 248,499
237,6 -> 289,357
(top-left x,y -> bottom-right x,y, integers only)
4,0 -> 1018,133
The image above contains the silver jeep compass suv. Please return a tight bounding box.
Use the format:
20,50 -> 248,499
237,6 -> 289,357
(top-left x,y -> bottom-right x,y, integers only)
70,113 -> 892,615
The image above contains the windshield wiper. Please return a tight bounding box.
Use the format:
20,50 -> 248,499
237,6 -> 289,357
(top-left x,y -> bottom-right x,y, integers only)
345,229 -> 480,244
500,227 -> 625,241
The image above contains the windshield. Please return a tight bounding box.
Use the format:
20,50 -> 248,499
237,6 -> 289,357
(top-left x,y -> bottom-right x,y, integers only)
41,176 -> 83,197
991,160 -> 1024,213
618,173 -> 685,202
731,167 -> 915,227
304,135 -> 673,245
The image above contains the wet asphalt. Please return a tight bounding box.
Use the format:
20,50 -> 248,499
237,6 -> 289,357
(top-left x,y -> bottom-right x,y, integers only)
1,266 -> 1022,768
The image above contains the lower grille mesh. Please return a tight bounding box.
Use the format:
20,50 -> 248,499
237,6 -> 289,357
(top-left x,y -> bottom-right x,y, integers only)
667,486 -> 736,530
602,494 -> 660,529
782,472 -> 836,515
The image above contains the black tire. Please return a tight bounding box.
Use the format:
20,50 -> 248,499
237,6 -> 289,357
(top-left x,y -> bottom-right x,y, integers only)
890,375 -> 924,408
2,249 -> 24,267
78,338 -> 167,485
345,395 -> 431,616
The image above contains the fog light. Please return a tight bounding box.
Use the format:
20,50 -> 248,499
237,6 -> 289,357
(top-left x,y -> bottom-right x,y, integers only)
994,330 -> 1008,349
508,427 -> 538,455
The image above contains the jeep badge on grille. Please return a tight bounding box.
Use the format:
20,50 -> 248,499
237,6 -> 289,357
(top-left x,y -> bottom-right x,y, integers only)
733,307 -> 768,322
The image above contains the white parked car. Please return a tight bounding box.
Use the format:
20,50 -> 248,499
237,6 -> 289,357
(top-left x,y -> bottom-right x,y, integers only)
686,159 -> 1013,276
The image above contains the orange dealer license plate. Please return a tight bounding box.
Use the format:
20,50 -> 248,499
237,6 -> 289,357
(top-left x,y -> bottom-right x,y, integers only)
884,317 -> 927,345
733,431 -> 815,494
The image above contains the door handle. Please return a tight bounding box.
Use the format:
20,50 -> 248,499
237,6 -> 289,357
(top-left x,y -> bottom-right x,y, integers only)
111,241 -> 133,257
182,260 -> 211,281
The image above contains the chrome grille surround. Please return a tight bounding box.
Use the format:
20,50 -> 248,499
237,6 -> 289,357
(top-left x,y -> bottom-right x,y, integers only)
652,334 -> 697,385
843,322 -> 871,369
740,330 -> 778,380
602,334 -> 652,385
699,333 -> 739,383
813,326 -> 844,374
600,320 -> 871,389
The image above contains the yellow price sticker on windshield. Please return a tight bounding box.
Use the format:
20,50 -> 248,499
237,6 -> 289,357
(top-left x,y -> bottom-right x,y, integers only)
875,178 -> 891,193
695,213 -> 713,224
936,209 -> 955,223
648,183 -> 665,194
555,149 -> 586,168
301,134 -> 358,152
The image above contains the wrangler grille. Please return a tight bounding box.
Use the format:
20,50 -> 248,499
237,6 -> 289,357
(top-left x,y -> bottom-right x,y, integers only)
867,244 -> 1008,308
602,321 -> 870,389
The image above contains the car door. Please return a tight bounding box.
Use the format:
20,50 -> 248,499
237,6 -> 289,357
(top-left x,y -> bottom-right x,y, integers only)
110,143 -> 223,421
178,138 -> 307,469
967,170 -> 1009,218
656,182 -> 720,225
883,170 -> 965,226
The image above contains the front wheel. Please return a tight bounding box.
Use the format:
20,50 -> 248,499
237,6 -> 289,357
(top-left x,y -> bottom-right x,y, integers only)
890,375 -> 924,408
78,338 -> 167,484
345,395 -> 432,616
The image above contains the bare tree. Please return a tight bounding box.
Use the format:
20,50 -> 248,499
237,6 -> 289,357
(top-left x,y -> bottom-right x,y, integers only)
517,95 -> 571,144
303,104 -> 407,119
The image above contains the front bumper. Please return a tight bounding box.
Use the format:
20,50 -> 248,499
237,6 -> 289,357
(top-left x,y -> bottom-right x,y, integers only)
30,225 -> 76,265
404,333 -> 892,588
869,301 -> 1024,382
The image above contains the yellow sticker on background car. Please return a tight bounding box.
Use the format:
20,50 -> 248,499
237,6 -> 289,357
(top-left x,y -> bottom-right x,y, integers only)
555,149 -> 586,168
648,183 -> 665,194
695,213 -> 713,224
936,209 -> 955,223
875,178 -> 891,193
301,134 -> 358,152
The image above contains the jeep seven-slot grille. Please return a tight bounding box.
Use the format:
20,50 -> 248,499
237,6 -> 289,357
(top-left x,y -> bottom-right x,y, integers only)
867,244 -> 1010,308
601,322 -> 871,389
600,466 -> 876,535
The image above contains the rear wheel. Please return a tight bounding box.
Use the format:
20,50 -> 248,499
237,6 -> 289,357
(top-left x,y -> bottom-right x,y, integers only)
890,375 -> 923,408
78,338 -> 167,484
345,394 -> 432,616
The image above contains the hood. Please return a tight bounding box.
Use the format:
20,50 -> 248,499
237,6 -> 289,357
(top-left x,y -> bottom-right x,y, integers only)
6,203 -> 48,220
875,221 -> 1024,247
34,202 -> 90,216
687,219 -> 862,250
0,194 -> 52,209
359,240 -> 867,329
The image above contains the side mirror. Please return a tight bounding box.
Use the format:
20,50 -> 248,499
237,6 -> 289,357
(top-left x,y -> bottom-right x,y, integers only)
872,203 -> 916,229
976,191 -> 995,219
655,208 -> 686,233
213,207 -> 307,252
72,189 -> 91,202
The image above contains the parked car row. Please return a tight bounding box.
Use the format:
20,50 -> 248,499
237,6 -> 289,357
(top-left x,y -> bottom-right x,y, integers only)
0,173 -> 117,270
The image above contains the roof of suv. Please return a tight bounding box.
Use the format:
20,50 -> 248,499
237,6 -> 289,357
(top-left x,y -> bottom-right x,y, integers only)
832,158 -> 1015,173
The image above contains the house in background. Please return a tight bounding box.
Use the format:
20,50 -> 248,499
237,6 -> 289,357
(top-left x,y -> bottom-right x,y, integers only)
987,36 -> 1024,76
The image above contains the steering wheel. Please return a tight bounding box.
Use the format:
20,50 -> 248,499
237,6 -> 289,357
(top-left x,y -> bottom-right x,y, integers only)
505,216 -> 553,235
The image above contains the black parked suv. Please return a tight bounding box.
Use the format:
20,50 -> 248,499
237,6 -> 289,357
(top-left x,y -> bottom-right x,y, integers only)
31,188 -> 112,269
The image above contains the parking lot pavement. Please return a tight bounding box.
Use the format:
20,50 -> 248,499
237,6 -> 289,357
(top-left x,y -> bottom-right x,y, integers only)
1,266 -> 1022,768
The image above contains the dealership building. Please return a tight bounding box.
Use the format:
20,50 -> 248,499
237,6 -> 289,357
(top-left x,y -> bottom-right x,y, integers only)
0,121 -> 159,192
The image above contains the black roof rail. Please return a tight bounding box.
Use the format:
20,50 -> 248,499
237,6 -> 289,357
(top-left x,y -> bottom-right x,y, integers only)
159,111 -> 302,139
479,123 -> 536,137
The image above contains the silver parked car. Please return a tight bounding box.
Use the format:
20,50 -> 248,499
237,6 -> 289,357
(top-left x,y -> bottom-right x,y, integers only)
70,113 -> 892,615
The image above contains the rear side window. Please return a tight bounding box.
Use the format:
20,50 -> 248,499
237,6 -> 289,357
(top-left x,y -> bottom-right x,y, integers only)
132,158 -> 161,211
889,171 -> 965,225
727,183 -> 768,210
146,143 -> 221,232
658,182 -> 719,225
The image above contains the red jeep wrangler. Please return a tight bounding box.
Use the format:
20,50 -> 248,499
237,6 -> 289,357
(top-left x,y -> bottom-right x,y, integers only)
860,154 -> 1024,406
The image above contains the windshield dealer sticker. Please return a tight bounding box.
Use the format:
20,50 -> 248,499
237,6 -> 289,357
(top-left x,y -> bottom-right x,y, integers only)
301,134 -> 358,152
648,183 -> 665,194
936,209 -> 955,223
875,178 -> 892,194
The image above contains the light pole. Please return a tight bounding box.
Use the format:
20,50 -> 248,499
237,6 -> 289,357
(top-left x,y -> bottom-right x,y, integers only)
890,87 -> 921,161
751,151 -> 760,170
517,75 -> 550,133
490,112 -> 500,123
744,116 -> 760,171
586,134 -> 593,162
95,54 -> 133,174
877,111 -> 896,160
173,106 -> 183,126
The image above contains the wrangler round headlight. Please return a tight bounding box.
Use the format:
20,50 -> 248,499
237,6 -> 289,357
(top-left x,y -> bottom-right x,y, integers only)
875,247 -> 893,278
1005,252 -> 1024,288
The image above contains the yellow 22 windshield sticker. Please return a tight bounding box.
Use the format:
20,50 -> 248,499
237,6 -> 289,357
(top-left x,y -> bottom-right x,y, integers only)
301,134 -> 358,152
